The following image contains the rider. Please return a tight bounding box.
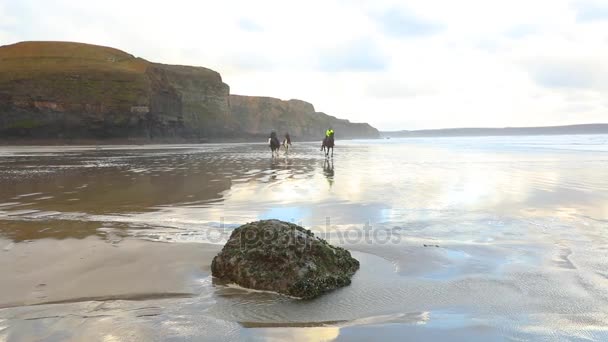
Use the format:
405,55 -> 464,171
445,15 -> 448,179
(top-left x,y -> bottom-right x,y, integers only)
321,128 -> 334,150
269,131 -> 279,146
284,133 -> 292,146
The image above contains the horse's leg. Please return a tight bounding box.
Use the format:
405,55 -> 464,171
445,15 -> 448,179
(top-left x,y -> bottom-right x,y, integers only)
331,146 -> 334,157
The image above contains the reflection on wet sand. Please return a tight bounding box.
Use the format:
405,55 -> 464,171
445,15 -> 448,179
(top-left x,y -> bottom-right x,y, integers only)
323,159 -> 334,188
1,136 -> 608,340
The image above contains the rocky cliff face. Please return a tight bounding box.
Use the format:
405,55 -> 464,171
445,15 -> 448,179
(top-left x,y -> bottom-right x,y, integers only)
147,64 -> 234,139
230,95 -> 379,140
0,41 -> 378,142
0,41 -> 232,141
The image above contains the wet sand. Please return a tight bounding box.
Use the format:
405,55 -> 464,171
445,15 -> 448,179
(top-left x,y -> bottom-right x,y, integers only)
0,237 -> 220,308
1,136 -> 608,340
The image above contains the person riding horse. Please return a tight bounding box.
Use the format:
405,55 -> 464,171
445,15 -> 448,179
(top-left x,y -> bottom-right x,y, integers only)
321,129 -> 335,157
268,131 -> 281,156
283,133 -> 292,152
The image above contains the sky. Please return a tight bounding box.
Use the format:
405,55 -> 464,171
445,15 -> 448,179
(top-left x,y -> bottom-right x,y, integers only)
1,0 -> 607,130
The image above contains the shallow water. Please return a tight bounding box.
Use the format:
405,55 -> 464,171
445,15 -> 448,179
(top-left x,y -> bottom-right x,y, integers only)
1,135 -> 608,341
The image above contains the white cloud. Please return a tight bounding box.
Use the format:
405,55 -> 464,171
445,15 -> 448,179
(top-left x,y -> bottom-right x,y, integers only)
1,0 -> 607,130
526,58 -> 608,90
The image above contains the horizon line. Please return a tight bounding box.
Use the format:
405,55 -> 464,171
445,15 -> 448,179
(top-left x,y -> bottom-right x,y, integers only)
381,122 -> 608,133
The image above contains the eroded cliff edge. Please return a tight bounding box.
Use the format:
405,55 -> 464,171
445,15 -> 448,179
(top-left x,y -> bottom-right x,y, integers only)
0,41 -> 378,142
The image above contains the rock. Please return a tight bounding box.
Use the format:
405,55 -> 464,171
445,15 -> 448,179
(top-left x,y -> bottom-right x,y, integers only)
211,220 -> 359,299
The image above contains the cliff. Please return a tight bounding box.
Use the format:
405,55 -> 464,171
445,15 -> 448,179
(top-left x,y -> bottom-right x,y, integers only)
0,41 -> 232,141
230,95 -> 379,140
0,41 -> 378,142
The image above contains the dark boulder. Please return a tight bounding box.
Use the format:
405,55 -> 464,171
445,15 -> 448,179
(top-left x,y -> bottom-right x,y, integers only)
211,220 -> 359,299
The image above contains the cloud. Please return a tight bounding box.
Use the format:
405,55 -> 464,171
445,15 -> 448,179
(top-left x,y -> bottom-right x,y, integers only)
317,38 -> 388,72
373,7 -> 442,38
1,0 -> 608,130
504,25 -> 537,39
238,18 -> 263,32
224,53 -> 276,72
0,3 -> 18,28
564,102 -> 596,113
476,39 -> 501,53
526,59 -> 608,90
475,25 -> 538,54
0,1 -> 39,39
573,0 -> 608,22
366,79 -> 436,99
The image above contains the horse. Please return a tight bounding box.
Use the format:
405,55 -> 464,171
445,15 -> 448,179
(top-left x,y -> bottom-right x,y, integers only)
269,132 -> 281,157
282,134 -> 292,154
282,139 -> 290,154
321,133 -> 334,158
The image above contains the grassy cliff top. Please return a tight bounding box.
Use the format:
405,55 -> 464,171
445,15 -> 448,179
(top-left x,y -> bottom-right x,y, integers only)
0,41 -> 224,88
0,41 -> 135,60
0,41 -> 152,105
0,41 -> 149,74
0,41 -> 225,105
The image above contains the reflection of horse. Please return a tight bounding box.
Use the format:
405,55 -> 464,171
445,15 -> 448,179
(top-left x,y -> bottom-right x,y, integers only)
321,133 -> 334,158
269,132 -> 281,157
323,158 -> 334,188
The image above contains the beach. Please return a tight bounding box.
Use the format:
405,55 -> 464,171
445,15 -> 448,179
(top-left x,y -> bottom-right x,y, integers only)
1,135 -> 608,341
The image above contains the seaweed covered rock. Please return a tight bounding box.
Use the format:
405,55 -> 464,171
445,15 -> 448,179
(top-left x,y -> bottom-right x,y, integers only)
211,220 -> 359,299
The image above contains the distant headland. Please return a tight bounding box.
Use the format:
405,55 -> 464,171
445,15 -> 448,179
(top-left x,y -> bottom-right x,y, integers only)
382,124 -> 608,138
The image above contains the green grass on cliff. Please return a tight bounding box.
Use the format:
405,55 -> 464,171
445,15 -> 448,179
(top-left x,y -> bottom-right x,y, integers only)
0,41 -> 148,72
0,41 -> 150,105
